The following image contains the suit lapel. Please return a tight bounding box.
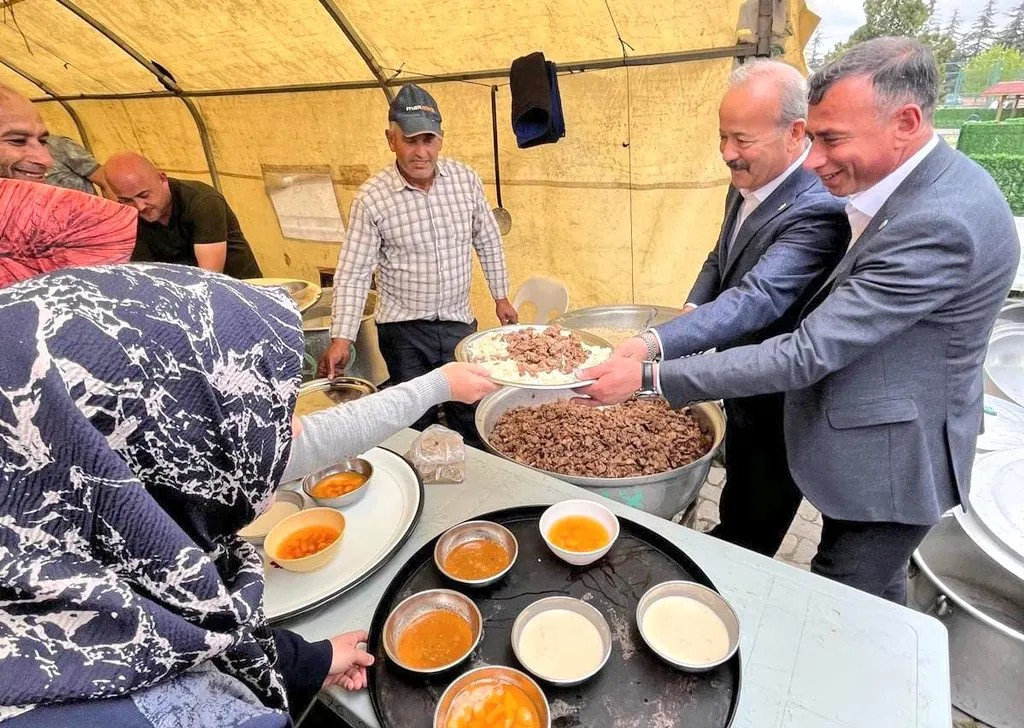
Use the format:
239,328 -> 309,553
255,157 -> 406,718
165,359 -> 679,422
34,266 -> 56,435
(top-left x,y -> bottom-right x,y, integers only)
716,189 -> 743,271
801,140 -> 959,315
721,166 -> 815,280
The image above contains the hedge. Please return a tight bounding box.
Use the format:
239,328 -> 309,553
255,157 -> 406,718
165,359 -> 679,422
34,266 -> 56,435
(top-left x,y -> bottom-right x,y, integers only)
965,153 -> 1024,215
958,119 -> 1024,155
934,107 -> 998,127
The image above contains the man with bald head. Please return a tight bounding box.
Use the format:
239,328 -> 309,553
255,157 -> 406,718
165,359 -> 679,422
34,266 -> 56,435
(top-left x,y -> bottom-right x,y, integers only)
610,59 -> 849,557
0,85 -> 52,182
105,151 -> 261,279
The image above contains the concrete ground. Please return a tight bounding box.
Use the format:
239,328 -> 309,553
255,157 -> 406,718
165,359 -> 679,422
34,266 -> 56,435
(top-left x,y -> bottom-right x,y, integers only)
686,467 -> 995,728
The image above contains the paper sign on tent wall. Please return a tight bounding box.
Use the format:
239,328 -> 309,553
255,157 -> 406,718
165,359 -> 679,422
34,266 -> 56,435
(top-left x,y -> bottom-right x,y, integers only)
263,167 -> 345,242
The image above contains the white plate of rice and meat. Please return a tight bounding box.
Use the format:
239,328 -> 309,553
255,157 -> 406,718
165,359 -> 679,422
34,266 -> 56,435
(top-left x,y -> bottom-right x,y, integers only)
455,325 -> 612,389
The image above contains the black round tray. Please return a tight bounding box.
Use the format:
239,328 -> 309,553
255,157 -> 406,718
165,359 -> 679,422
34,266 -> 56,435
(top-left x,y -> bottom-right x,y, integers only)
366,504 -> 740,728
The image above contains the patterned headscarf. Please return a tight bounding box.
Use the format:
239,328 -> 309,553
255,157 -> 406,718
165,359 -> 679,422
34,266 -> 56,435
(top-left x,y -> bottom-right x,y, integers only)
0,264 -> 302,719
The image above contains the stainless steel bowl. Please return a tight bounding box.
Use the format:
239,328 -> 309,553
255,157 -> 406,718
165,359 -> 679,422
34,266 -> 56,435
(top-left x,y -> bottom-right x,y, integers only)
636,581 -> 740,672
302,457 -> 374,508
433,665 -> 551,728
237,489 -> 304,546
433,520 -> 518,587
295,377 -> 377,417
383,589 -> 483,674
475,387 -> 725,519
511,596 -> 612,685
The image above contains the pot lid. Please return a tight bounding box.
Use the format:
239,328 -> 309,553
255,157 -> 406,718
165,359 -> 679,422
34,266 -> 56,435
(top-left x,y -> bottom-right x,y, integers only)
958,448 -> 1024,579
977,394 -> 1024,452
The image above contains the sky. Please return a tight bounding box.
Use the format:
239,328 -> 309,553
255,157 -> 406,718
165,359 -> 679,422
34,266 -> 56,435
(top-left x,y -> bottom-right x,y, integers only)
806,0 -> 1019,52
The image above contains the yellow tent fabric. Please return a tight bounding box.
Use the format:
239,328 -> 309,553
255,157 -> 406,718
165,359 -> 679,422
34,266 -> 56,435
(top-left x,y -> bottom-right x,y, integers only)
3,0 -> 816,326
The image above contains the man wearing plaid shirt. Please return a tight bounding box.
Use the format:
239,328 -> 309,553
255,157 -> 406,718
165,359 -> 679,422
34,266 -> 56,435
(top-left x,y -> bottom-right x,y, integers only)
318,84 -> 517,447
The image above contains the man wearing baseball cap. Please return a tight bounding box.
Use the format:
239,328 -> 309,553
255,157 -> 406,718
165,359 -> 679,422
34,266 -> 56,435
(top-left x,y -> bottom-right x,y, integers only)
319,84 -> 517,447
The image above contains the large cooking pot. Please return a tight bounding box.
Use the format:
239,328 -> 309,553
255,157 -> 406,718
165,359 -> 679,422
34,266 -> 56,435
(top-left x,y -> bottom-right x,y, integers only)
295,376 -> 378,418
908,515 -> 1024,728
475,388 -> 725,519
550,304 -> 686,342
303,289 -> 389,386
984,323 -> 1024,406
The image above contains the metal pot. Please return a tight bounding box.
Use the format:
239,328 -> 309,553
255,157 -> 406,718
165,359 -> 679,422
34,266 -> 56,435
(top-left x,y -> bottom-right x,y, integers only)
908,515 -> 1024,728
303,289 -> 389,386
551,304 -> 686,339
475,388 -> 725,519
295,376 -> 378,418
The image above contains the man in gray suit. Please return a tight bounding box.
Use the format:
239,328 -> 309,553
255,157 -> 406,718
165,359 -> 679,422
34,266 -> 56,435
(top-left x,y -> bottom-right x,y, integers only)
615,59 -> 848,557
581,37 -> 1019,603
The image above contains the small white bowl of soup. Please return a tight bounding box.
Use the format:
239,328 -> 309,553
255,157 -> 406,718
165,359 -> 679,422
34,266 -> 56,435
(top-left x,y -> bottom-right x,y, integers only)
263,507 -> 346,573
302,458 -> 373,508
238,489 -> 304,546
539,499 -> 620,566
511,596 -> 612,686
636,581 -> 740,672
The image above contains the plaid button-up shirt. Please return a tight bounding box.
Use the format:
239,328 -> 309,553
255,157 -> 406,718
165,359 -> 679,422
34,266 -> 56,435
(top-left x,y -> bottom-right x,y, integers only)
329,159 -> 510,341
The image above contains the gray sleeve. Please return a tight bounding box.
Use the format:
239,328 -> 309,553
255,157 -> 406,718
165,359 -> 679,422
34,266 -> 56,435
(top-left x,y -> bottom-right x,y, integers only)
282,369 -> 450,482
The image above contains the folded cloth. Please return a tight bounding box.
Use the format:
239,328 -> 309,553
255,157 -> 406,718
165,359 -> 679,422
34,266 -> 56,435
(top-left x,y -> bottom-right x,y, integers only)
510,51 -> 566,148
0,178 -> 137,287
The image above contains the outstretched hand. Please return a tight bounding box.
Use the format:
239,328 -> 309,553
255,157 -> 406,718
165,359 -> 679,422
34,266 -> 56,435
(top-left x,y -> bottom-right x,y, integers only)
323,630 -> 374,691
573,358 -> 642,406
441,362 -> 500,403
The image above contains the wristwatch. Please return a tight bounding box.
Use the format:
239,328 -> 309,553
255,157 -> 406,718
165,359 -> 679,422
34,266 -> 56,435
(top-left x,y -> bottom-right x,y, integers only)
634,360 -> 659,399
639,330 -> 661,360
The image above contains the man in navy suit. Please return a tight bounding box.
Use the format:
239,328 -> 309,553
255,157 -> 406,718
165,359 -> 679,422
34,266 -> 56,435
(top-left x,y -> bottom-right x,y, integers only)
582,38 -> 1019,602
614,59 -> 848,557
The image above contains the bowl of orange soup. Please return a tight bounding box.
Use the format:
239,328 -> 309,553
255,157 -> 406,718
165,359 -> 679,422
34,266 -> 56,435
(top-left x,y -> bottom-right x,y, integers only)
434,665 -> 550,728
539,499 -> 620,566
263,507 -> 346,572
434,520 -> 518,587
383,589 -> 483,674
302,458 -> 374,508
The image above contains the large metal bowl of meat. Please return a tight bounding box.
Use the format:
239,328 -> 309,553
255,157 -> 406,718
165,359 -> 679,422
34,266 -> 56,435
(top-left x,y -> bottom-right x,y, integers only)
475,388 -> 725,519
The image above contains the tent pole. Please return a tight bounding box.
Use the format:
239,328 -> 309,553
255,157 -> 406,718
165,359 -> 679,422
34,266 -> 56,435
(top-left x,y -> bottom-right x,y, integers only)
31,44 -> 759,103
317,0 -> 395,104
52,0 -> 223,191
755,0 -> 775,57
0,56 -> 94,152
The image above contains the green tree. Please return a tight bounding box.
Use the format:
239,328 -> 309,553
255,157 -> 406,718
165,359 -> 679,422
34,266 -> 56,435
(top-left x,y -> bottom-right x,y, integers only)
807,30 -> 825,72
962,45 -> 1024,94
962,0 -> 999,58
944,9 -> 965,60
998,2 -> 1024,54
826,0 -> 956,66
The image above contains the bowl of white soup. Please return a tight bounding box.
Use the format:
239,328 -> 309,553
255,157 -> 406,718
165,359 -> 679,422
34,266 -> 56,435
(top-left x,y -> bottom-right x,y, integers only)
636,581 -> 739,672
511,596 -> 612,686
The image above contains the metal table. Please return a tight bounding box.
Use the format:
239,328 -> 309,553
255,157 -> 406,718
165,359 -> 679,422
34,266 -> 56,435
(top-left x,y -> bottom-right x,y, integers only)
287,430 -> 951,728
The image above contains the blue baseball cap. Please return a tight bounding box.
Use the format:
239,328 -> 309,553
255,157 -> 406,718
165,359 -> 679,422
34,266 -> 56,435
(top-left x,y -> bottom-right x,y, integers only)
388,84 -> 443,137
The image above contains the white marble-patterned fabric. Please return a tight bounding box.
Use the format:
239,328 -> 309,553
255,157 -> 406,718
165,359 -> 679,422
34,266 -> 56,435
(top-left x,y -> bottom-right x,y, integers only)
0,264 -> 302,720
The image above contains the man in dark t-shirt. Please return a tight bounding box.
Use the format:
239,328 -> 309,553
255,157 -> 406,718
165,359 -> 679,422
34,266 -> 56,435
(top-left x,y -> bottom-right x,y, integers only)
104,151 -> 261,279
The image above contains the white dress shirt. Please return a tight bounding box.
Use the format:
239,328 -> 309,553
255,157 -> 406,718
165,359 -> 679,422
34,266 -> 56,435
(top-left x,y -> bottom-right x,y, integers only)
845,134 -> 939,247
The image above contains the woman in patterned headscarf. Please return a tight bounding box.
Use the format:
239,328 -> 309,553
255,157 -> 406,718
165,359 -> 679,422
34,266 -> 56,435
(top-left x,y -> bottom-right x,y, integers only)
0,263 -> 496,727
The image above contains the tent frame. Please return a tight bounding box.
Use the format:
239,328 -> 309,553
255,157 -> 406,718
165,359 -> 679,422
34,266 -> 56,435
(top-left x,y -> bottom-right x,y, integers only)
11,0 -> 778,189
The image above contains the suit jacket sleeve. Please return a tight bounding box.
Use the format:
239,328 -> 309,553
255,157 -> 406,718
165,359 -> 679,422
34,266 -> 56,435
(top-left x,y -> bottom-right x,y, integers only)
655,200 -> 847,359
658,210 -> 974,407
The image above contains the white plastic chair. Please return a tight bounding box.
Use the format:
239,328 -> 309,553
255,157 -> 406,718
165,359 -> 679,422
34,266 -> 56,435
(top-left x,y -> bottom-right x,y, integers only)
511,276 -> 570,324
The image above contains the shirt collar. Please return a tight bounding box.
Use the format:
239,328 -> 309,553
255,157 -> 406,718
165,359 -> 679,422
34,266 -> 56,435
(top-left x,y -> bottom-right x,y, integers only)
847,134 -> 939,221
739,145 -> 810,204
390,159 -> 449,192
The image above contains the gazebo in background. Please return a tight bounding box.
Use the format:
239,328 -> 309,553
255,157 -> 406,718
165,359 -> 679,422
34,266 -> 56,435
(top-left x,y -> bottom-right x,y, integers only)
982,80 -> 1024,121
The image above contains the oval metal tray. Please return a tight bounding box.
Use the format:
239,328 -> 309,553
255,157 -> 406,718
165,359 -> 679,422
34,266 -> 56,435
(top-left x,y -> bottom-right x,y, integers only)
454,324 -> 612,389
366,505 -> 741,728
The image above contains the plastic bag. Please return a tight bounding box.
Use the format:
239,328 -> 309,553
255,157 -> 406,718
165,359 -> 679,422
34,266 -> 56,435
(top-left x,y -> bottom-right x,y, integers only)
405,424 -> 466,484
